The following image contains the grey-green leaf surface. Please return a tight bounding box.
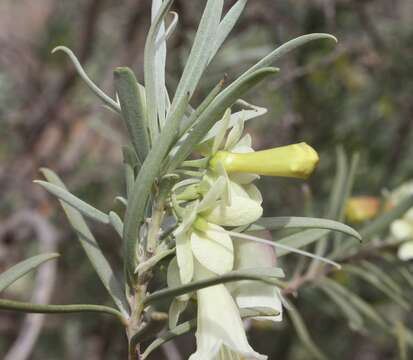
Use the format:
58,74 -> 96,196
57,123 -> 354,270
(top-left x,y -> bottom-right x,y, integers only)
123,92 -> 189,284
167,67 -> 278,171
171,0 -> 223,109
208,0 -> 248,63
276,229 -> 330,257
323,278 -> 387,328
143,268 -> 285,306
178,78 -> 225,137
114,68 -> 150,163
336,152 -> 360,223
52,46 -> 120,112
144,0 -> 173,141
331,152 -> 360,250
40,168 -> 129,318
0,299 -> 126,325
253,216 -> 361,241
35,180 -> 110,224
151,0 -> 167,128
0,253 -> 59,293
312,147 -> 348,266
284,299 -> 327,360
361,261 -> 404,295
109,211 -> 124,239
319,281 -> 364,331
122,145 -> 139,197
344,265 -> 410,310
230,33 -> 337,92
326,146 -> 348,219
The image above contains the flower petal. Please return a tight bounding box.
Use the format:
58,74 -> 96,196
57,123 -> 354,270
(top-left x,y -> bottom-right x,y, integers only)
189,262 -> 266,360
231,238 -> 283,322
176,232 -> 194,284
398,241 -> 413,261
191,224 -> 234,275
204,181 -> 263,226
244,183 -> 263,205
391,219 -> 413,240
167,257 -> 191,301
225,117 -> 244,151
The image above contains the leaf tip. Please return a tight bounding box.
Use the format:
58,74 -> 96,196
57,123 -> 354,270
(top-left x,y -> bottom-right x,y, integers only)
51,45 -> 70,55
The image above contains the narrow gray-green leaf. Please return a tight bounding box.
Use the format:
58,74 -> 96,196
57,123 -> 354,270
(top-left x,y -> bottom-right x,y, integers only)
123,92 -> 189,283
284,299 -> 327,360
178,78 -> 225,136
208,0 -> 248,63
323,278 -> 387,328
167,67 -> 279,171
337,152 -> 360,222
143,268 -> 285,306
40,168 -> 129,318
332,152 -> 360,251
236,33 -> 337,86
253,216 -> 361,241
52,46 -> 120,112
35,180 -> 109,224
123,145 -> 139,197
319,281 -> 364,331
151,0 -> 167,128
142,319 -> 196,359
171,0 -> 223,109
327,146 -> 348,219
276,229 -> 330,257
361,261 -> 404,295
109,211 -> 124,239
0,253 -> 59,293
399,268 -> 413,288
311,147 -> 347,267
344,265 -> 410,310
114,68 -> 150,162
396,321 -> 408,360
144,0 -> 173,140
0,299 -> 126,325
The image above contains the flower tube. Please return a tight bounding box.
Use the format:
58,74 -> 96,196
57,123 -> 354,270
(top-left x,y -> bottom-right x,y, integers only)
210,142 -> 319,179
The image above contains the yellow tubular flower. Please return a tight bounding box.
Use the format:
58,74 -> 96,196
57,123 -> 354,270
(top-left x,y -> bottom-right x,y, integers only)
345,196 -> 381,224
209,142 -> 319,179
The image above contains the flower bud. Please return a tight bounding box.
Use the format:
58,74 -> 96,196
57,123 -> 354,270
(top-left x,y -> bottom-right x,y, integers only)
345,196 -> 380,223
209,142 -> 319,179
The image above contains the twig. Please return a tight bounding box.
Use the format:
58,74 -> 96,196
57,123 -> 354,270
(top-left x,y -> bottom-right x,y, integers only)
1,210 -> 58,360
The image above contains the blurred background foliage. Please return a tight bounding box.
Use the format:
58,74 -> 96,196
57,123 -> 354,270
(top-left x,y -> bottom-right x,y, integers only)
1,0 -> 413,359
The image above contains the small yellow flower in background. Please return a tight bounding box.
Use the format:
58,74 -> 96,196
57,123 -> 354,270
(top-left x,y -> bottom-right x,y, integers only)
210,142 -> 319,179
345,196 -> 381,223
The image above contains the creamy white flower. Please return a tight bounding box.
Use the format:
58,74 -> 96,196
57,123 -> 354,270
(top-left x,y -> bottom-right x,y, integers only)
191,223 -> 234,275
202,178 -> 263,227
389,182 -> 413,260
189,261 -> 267,360
230,233 -> 283,322
398,241 -> 413,261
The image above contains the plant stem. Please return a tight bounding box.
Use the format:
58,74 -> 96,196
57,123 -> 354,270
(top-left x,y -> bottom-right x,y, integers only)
127,284 -> 146,360
147,178 -> 175,253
